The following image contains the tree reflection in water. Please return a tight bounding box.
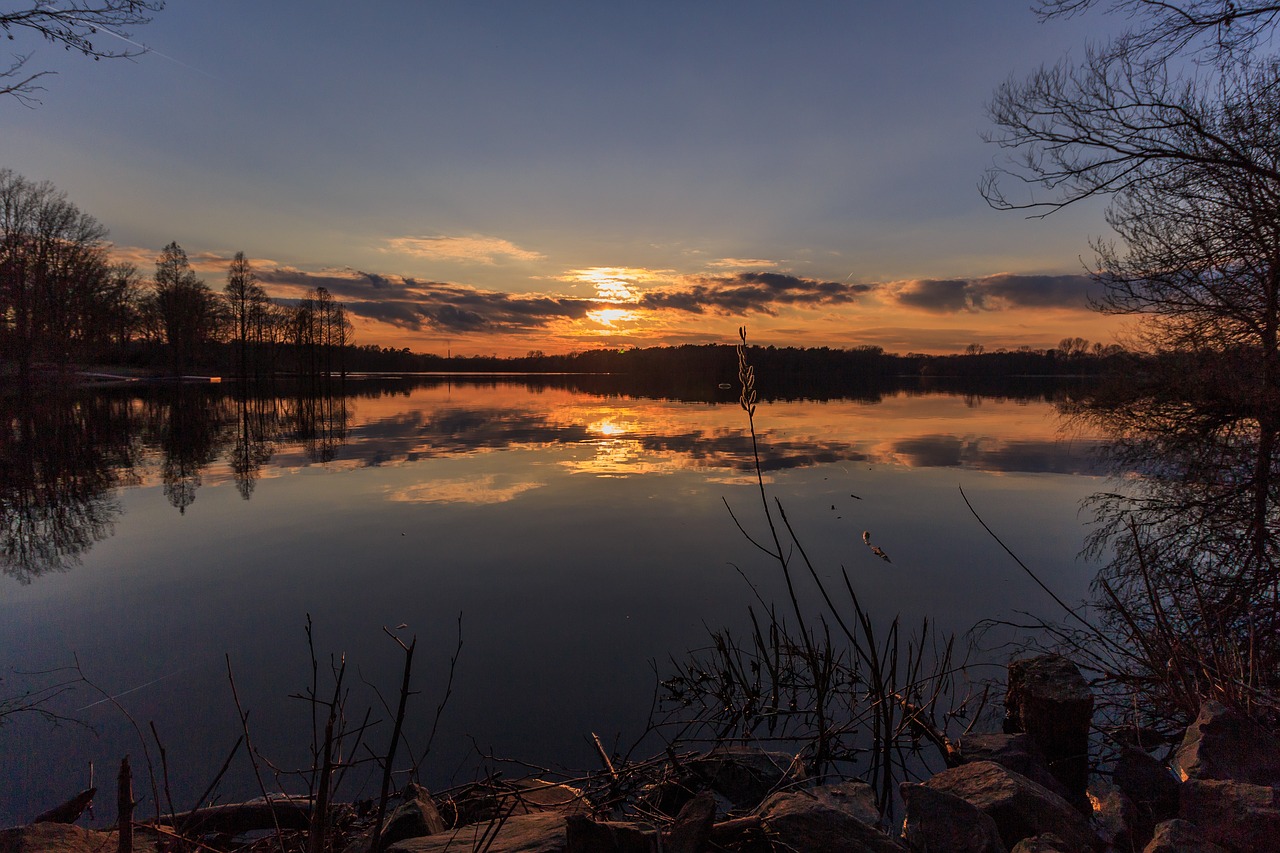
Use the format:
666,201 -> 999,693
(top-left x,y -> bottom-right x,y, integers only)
0,390 -> 135,583
1063,358 -> 1280,729
0,382 -> 354,580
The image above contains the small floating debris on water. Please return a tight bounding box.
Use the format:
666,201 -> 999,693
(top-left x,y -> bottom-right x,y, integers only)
861,530 -> 891,562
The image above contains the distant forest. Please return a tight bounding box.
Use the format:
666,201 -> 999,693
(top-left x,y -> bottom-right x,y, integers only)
1,167 -> 1135,388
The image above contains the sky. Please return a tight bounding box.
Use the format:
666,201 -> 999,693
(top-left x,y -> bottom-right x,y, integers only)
4,1 -> 1130,356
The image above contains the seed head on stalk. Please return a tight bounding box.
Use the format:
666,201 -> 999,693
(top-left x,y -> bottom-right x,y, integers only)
737,326 -> 757,418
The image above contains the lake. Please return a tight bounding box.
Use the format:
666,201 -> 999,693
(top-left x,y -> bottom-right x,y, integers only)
0,374 -> 1112,824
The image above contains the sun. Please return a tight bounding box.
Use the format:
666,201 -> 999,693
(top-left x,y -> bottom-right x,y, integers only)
587,307 -> 638,328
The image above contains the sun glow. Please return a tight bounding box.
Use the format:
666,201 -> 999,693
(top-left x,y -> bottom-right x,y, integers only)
588,417 -> 632,437
587,307 -> 639,328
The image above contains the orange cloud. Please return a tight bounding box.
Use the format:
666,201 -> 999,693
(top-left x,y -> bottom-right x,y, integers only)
382,235 -> 545,264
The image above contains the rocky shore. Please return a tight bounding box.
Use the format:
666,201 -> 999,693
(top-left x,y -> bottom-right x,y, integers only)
4,654 -> 1278,852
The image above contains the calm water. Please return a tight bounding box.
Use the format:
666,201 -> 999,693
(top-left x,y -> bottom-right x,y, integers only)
0,375 -> 1110,823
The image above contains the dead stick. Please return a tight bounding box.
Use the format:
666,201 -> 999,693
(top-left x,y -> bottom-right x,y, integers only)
590,732 -> 619,782
117,757 -> 134,853
370,631 -> 416,853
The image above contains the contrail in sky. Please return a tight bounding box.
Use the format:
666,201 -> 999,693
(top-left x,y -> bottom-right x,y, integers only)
69,16 -> 219,80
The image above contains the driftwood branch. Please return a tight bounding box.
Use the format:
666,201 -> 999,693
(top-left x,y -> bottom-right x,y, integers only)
32,787 -> 96,824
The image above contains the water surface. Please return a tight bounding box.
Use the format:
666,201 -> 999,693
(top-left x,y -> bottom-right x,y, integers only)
0,375 -> 1108,823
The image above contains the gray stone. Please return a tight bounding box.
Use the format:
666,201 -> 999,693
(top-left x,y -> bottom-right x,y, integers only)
1004,655 -> 1094,811
956,733 -> 1069,800
1173,701 -> 1280,786
388,811 -> 566,853
924,760 -> 1099,852
1178,778 -> 1280,853
1142,819 -> 1228,853
687,746 -> 806,809
758,785 -> 904,853
1089,779 -> 1139,852
663,791 -> 716,853
900,782 -> 1007,853
345,784 -> 449,853
1115,746 -> 1180,822
564,814 -> 655,853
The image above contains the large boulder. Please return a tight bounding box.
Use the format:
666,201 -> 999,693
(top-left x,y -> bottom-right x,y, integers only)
955,733 -> 1068,800
344,784 -> 448,853
1142,819 -> 1228,853
1173,701 -> 1280,786
757,783 -> 904,853
685,746 -> 806,810
1115,746 -> 1181,823
1004,655 -> 1094,811
924,760 -> 1099,851
1178,778 -> 1280,853
1088,779 -> 1140,852
900,782 -> 1007,853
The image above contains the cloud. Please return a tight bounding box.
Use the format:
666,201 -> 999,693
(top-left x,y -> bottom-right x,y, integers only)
382,235 -> 545,264
640,272 -> 871,315
388,475 -> 544,505
706,258 -> 780,269
255,267 -> 593,333
886,273 -> 1099,313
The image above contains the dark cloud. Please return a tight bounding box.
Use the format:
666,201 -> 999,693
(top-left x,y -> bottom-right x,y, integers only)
889,274 -> 1099,313
256,268 -> 594,333
889,434 -> 1108,474
641,272 -> 871,316
894,280 -> 972,313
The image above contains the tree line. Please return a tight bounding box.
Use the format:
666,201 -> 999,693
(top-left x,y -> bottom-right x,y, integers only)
0,168 -> 352,383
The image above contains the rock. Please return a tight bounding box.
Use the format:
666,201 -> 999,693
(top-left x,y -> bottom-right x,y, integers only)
899,782 -> 1007,853
757,784 -> 904,853
1173,701 -> 1280,786
345,783 -> 448,853
1009,834 -> 1074,852
956,733 -> 1069,800
564,814 -> 655,853
0,824 -> 157,853
388,811 -> 566,853
1115,746 -> 1181,845
1116,747 -> 1181,819
924,760 -> 1099,851
1088,779 -> 1140,852
1142,818 -> 1228,853
1004,655 -> 1094,810
686,746 -> 806,810
446,778 -> 589,826
663,791 -> 716,853
1178,778 -> 1280,853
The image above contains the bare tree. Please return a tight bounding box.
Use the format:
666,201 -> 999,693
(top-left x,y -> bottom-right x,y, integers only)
151,241 -> 216,376
223,251 -> 268,379
1036,0 -> 1280,65
1,2 -> 165,106
1091,67 -> 1280,370
0,168 -> 110,380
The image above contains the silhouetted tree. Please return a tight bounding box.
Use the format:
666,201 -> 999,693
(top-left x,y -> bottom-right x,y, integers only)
1035,0 -> 1280,66
223,251 -> 269,379
1,2 -> 165,105
151,241 -> 217,376
0,168 -> 111,380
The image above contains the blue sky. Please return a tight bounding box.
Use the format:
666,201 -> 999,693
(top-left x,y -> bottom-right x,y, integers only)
4,1 -> 1124,354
